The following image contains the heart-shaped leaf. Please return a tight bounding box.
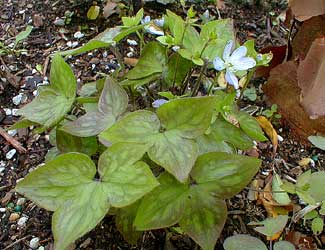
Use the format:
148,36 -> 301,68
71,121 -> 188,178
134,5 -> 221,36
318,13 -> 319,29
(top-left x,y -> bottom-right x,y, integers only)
16,143 -> 158,250
223,234 -> 268,250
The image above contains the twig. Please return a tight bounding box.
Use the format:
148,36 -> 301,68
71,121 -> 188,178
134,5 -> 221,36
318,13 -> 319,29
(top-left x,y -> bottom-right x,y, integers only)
3,235 -> 31,250
0,127 -> 27,154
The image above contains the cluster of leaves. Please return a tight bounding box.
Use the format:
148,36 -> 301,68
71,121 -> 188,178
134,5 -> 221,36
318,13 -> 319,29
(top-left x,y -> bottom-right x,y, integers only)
14,8 -> 273,250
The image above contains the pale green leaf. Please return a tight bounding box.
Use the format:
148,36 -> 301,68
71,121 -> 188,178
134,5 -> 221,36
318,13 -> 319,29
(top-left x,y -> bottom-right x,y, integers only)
87,5 -> 100,20
223,234 -> 268,250
311,217 -> 324,235
272,173 -> 291,205
134,173 -> 189,230
148,130 -> 198,182
53,182 -> 109,250
190,152 -> 260,198
15,25 -> 33,47
99,110 -> 160,145
308,136 -> 325,150
200,19 -> 234,43
196,133 -> 234,156
122,8 -> 143,27
126,42 -> 167,80
179,186 -> 227,250
157,96 -> 216,139
235,111 -> 268,141
249,215 -> 288,237
274,241 -> 296,250
15,153 -> 96,211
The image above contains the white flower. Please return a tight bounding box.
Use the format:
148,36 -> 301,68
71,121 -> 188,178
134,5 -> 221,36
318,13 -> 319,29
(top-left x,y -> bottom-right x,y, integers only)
152,99 -> 168,108
213,40 -> 256,89
154,17 -> 164,27
141,15 -> 164,36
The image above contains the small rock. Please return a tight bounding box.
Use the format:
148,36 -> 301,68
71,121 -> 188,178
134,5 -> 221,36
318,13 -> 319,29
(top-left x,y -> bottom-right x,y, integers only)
12,109 -> 19,116
0,167 -> 5,173
4,108 -> 12,115
127,39 -> 138,46
54,17 -> 65,26
8,129 -> 17,136
12,93 -> 23,105
17,198 -> 26,206
38,247 -> 45,250
74,31 -> 84,39
30,237 -> 40,249
126,51 -> 134,57
0,208 -> 6,213
14,205 -> 22,212
17,216 -> 28,226
277,134 -> 284,142
6,149 -> 16,160
9,213 -> 20,222
67,41 -> 79,48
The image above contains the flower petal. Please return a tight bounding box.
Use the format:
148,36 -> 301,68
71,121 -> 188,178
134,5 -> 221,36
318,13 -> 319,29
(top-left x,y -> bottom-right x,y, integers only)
152,99 -> 168,108
229,46 -> 247,64
233,57 -> 256,71
141,16 -> 151,24
223,40 -> 234,61
145,25 -> 164,36
154,17 -> 164,27
213,57 -> 225,71
225,70 -> 239,89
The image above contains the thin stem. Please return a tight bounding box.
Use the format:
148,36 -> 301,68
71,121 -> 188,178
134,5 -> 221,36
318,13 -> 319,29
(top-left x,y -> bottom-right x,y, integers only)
136,30 -> 144,52
181,67 -> 195,95
128,86 -> 136,111
191,60 -> 208,96
172,53 -> 181,88
145,85 -> 155,101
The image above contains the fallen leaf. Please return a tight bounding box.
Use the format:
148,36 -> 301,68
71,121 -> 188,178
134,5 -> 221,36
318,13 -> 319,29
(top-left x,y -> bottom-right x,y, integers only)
256,116 -> 278,154
298,157 -> 311,167
291,15 -> 325,60
33,14 -> 43,27
87,5 -> 100,20
124,57 -> 138,66
297,37 -> 325,118
216,0 -> 225,10
103,0 -> 117,18
308,135 -> 325,150
285,231 -> 317,250
263,61 -> 325,139
272,173 -> 291,205
289,0 -> 325,21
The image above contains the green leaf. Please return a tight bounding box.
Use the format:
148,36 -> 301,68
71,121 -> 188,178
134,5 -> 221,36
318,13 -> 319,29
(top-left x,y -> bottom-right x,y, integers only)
306,172 -> 325,203
280,181 -> 296,194
157,96 -> 216,139
165,10 -> 185,44
115,202 -> 143,244
87,5 -> 100,20
248,215 -> 288,237
126,42 -> 167,80
223,234 -> 268,250
147,130 -> 198,182
99,110 -> 160,145
61,26 -> 142,56
134,173 -> 189,230
62,77 -> 128,137
56,129 -> 98,156
17,54 -> 76,128
121,73 -> 161,88
52,182 -> 109,250
196,132 -> 234,156
200,19 -> 234,42
311,217 -> 324,235
190,152 -> 260,198
9,119 -> 38,130
163,54 -> 192,87
308,136 -> 325,150
45,147 -> 60,163
210,117 -> 254,150
272,173 -> 291,205
243,87 -> 257,101
243,40 -> 272,67
122,8 -> 143,27
14,25 -> 33,47
235,111 -> 268,141
274,241 -> 296,250
304,210 -> 318,220
16,143 -> 158,249
179,186 -> 227,250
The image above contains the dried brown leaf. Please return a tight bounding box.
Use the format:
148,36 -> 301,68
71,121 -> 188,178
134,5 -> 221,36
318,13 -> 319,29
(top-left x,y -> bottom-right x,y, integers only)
103,0 -> 118,18
289,0 -> 325,21
297,37 -> 325,118
256,116 -> 278,154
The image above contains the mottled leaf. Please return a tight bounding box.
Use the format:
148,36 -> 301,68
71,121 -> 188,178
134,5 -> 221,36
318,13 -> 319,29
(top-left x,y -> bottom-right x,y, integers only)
224,234 -> 268,250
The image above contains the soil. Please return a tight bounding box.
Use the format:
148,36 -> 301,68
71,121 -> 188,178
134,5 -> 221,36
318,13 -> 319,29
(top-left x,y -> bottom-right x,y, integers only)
0,0 -> 324,250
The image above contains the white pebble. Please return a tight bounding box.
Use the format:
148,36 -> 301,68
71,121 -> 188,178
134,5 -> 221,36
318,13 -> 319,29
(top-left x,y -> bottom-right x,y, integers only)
32,69 -> 37,74
33,90 -> 38,96
74,31 -> 84,39
8,130 -> 17,136
0,161 -> 5,167
277,134 -> 284,142
4,108 -> 12,115
91,64 -> 96,70
126,51 -> 133,57
67,41 -> 79,48
6,149 -> 16,160
102,51 -> 108,58
12,109 -> 19,116
17,198 -> 26,206
17,216 -> 28,226
0,167 -> 5,173
30,237 -> 40,249
127,39 -> 138,46
38,247 -> 45,250
0,208 -> 6,212
12,94 -> 23,105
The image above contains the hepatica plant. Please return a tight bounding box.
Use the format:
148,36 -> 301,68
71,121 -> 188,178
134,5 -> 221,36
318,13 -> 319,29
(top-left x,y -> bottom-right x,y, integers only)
14,8 -> 272,250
